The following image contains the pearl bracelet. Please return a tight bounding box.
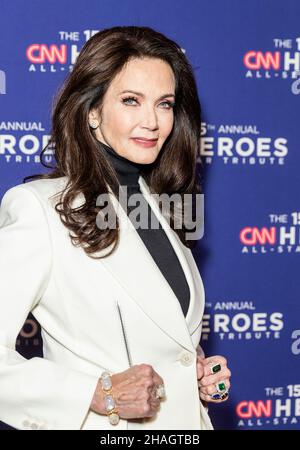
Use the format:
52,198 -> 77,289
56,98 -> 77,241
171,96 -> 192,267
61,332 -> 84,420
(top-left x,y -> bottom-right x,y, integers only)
100,371 -> 120,425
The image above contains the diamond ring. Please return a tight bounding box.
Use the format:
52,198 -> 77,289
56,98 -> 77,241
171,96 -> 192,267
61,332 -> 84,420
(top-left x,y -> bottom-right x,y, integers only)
154,384 -> 166,399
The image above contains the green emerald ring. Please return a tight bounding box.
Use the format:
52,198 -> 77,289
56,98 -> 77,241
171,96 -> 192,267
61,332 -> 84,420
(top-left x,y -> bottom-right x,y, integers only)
210,362 -> 222,375
216,381 -> 227,393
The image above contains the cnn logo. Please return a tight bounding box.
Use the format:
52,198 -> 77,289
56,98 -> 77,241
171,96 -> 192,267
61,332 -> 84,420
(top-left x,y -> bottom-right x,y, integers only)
243,51 -> 280,70
237,400 -> 272,418
240,227 -> 276,245
26,44 -> 67,63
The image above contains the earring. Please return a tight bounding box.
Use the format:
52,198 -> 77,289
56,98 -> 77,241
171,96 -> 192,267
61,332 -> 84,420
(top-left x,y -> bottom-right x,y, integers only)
89,121 -> 99,130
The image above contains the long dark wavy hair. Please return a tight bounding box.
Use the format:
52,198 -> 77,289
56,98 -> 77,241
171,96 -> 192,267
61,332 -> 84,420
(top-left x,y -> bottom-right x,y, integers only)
24,25 -> 203,258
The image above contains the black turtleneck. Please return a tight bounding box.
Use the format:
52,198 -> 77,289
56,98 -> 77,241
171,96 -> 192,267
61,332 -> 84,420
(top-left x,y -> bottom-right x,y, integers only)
98,140 -> 143,187
98,140 -> 190,318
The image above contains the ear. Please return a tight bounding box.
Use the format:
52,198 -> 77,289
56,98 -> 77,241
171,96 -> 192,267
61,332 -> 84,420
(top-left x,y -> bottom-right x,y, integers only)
88,109 -> 99,122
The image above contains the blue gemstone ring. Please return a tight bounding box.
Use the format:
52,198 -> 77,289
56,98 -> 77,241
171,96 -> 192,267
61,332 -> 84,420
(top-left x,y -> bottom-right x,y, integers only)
210,392 -> 223,400
210,390 -> 229,401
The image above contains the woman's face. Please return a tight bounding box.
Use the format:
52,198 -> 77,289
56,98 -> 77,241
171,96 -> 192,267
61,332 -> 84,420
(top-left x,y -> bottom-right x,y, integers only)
89,57 -> 176,164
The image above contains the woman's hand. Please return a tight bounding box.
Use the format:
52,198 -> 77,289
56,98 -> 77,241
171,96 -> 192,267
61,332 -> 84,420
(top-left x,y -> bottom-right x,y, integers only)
196,355 -> 231,404
90,364 -> 165,420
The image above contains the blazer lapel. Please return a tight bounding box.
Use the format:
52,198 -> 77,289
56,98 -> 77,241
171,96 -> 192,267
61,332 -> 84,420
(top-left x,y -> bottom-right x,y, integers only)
99,176 -> 201,353
138,176 -> 204,336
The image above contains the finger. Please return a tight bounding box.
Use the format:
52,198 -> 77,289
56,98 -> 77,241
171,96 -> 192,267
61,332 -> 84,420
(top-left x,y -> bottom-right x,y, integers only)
202,355 -> 227,368
149,397 -> 161,410
199,390 -> 229,404
149,378 -> 166,401
196,357 -> 225,378
148,383 -> 158,397
196,361 -> 205,380
198,368 -> 231,388
199,379 -> 231,396
152,371 -> 164,386
199,391 -> 222,403
199,391 -> 210,402
196,355 -> 205,366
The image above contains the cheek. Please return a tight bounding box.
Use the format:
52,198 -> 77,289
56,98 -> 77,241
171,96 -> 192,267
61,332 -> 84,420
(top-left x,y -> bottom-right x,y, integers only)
108,108 -> 135,134
159,112 -> 174,138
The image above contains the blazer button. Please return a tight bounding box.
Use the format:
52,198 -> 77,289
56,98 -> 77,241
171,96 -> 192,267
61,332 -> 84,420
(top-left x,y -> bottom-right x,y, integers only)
180,351 -> 194,366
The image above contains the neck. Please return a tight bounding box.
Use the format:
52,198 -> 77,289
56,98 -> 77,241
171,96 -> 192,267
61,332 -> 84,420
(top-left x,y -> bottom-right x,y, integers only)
98,140 -> 148,187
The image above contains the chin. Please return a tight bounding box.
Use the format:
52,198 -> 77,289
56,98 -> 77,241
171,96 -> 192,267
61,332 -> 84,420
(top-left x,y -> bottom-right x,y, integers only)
138,155 -> 158,165
140,148 -> 160,164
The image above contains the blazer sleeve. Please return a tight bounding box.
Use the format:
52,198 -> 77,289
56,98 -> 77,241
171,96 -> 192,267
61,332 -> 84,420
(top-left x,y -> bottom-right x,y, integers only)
0,184 -> 99,430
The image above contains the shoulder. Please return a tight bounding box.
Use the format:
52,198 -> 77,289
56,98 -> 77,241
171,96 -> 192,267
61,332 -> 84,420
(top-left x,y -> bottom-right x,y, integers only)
21,176 -> 68,201
0,176 -> 69,218
1,176 -> 68,198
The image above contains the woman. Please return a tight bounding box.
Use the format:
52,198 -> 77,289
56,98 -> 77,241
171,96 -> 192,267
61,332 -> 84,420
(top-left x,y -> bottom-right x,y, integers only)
0,26 -> 231,430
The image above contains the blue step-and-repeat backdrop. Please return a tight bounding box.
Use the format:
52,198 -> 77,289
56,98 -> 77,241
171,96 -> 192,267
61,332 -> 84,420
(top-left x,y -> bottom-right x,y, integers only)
0,0 -> 299,430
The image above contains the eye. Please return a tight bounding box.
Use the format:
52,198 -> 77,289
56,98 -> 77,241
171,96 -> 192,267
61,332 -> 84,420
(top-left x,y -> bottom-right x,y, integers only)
160,101 -> 175,109
121,96 -> 175,109
122,96 -> 138,105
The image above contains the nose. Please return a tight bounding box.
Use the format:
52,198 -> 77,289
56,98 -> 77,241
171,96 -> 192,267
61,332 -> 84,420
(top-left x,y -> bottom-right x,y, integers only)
140,105 -> 159,131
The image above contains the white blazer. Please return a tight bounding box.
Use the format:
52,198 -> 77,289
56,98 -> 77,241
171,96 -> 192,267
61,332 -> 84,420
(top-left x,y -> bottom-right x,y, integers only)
0,175 -> 214,430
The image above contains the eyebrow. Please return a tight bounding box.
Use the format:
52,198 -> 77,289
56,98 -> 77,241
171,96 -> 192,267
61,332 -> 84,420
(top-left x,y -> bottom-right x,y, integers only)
118,90 -> 175,101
